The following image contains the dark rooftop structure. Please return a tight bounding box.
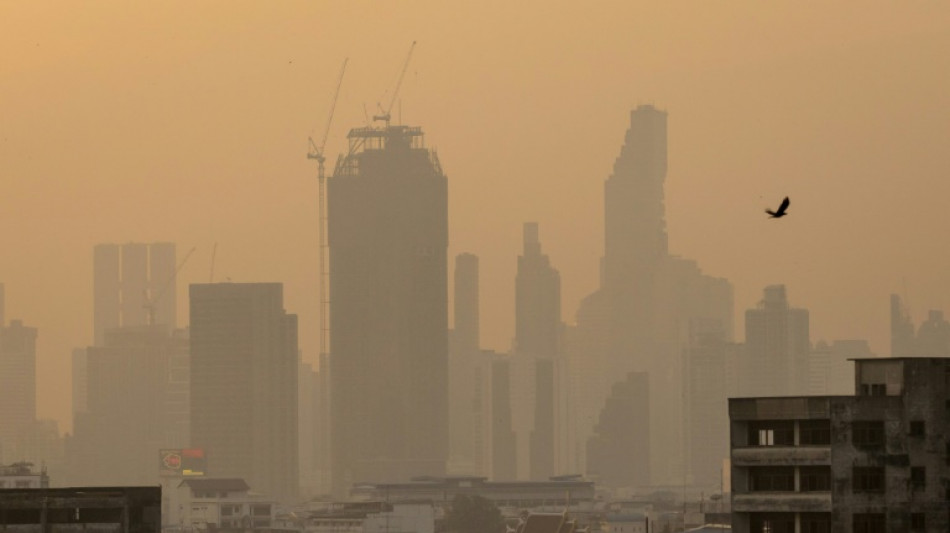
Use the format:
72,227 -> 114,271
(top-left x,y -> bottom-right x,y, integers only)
0,486 -> 160,533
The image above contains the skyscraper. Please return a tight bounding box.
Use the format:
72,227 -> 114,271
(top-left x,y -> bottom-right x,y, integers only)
0,285 -> 37,463
328,125 -> 448,494
449,253 -> 481,474
514,223 -> 561,481
94,242 -> 176,345
743,285 -> 810,397
190,283 -> 298,500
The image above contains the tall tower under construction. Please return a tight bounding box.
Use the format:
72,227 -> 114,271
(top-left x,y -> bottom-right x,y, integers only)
328,125 -> 448,494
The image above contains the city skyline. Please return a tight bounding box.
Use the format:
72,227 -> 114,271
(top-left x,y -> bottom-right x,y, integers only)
2,2 -> 950,444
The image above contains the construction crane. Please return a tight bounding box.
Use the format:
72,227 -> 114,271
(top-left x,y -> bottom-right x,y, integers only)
308,58 -> 347,359
373,41 -> 416,126
145,246 -> 196,326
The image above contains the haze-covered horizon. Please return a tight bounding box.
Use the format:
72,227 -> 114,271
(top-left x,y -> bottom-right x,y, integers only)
3,2 -> 950,435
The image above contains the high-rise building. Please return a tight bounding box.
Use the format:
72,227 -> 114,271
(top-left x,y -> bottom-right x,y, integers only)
449,253 -> 481,475
730,357 -> 950,532
743,285 -> 810,397
890,294 -> 915,357
67,325 -> 189,486
586,371 -> 650,489
189,283 -> 298,500
0,284 -> 38,464
567,106 -> 733,485
683,318 -> 731,488
490,355 -> 517,481
94,242 -> 176,345
915,310 -> 950,356
513,223 -> 561,481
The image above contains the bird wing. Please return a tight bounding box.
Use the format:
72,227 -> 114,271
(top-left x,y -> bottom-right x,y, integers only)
778,196 -> 790,214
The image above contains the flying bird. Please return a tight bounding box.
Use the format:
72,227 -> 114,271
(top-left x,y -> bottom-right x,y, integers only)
766,196 -> 790,218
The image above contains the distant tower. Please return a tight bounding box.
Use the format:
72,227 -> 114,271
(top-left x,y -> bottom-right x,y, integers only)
328,124 -> 448,494
491,356 -> 517,481
514,223 -> 561,481
744,285 -> 810,397
190,283 -> 298,499
0,287 -> 38,463
94,242 -> 176,345
890,294 -> 915,357
586,372 -> 650,488
915,310 -> 950,356
449,253 -> 481,474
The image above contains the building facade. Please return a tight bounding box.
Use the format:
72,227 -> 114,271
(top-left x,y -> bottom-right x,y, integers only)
190,283 -> 299,500
328,125 -> 449,494
730,357 -> 950,533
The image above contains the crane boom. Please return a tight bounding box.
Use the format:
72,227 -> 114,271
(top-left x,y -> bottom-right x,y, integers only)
374,41 -> 416,126
145,246 -> 196,326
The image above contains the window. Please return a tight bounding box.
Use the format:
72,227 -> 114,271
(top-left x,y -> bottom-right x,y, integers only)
853,513 -> 885,533
852,421 -> 885,448
853,467 -> 885,493
860,383 -> 887,396
799,420 -> 831,445
910,513 -> 925,531
750,513 -> 795,533
800,513 -> 831,533
749,421 -> 794,446
909,421 -> 925,437
800,466 -> 831,492
750,467 -> 795,492
910,467 -> 925,490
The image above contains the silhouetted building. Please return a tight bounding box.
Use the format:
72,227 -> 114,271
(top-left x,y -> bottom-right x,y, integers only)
71,347 -> 88,416
730,357 -> 950,533
890,294 -> 915,357
328,125 -> 448,494
0,486 -> 161,533
742,285 -> 809,397
94,242 -> 176,346
513,223 -> 561,481
586,372 -> 649,488
449,253 -> 481,475
0,462 -> 49,489
491,355 -> 518,481
190,283 -> 298,500
569,106 -> 733,484
915,310 -> 950,356
67,325 -> 189,486
809,339 -> 874,396
0,288 -> 37,464
349,475 -> 594,508
683,318 -> 731,488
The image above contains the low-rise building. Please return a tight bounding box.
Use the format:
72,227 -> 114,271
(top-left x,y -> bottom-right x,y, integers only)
350,476 -> 594,509
169,478 -> 274,531
0,462 -> 48,489
730,357 -> 950,533
0,486 -> 160,532
301,501 -> 434,533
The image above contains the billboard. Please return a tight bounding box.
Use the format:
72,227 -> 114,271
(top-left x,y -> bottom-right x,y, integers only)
159,448 -> 207,477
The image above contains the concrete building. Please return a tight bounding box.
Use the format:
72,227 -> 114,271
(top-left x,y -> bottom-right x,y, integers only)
66,326 -> 189,486
302,501 -> 435,533
730,357 -> 950,533
741,285 -> 810,398
0,286 -> 38,464
169,478 -> 274,531
0,486 -> 161,533
94,242 -> 176,346
0,462 -> 49,489
190,283 -> 298,500
328,124 -> 448,494
684,318 -> 732,488
491,354 -> 518,481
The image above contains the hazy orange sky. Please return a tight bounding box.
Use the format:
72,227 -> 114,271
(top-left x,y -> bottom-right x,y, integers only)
2,2 -> 949,432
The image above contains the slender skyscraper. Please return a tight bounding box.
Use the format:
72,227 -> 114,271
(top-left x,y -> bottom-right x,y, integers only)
449,253 -> 481,474
514,223 -> 561,480
0,287 -> 37,463
328,125 -> 448,494
190,283 -> 298,499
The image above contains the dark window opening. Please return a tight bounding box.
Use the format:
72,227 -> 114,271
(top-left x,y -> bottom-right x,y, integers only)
853,467 -> 885,493
749,421 -> 794,446
800,466 -> 831,492
860,383 -> 887,396
749,467 -> 795,492
910,513 -> 925,531
750,513 -> 795,533
909,420 -> 925,437
852,421 -> 885,448
853,513 -> 885,533
910,467 -> 925,490
799,420 -> 831,445
800,513 -> 831,533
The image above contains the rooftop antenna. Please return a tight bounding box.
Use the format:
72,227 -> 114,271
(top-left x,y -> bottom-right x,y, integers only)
308,58 -> 348,359
373,41 -> 416,127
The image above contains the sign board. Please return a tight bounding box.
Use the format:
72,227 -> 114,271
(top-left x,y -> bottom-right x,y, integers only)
159,448 -> 206,477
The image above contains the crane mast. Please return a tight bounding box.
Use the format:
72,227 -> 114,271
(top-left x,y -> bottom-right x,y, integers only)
308,58 -> 347,358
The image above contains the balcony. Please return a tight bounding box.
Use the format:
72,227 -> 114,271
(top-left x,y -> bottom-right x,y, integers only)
732,492 -> 831,513
732,446 -> 831,467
